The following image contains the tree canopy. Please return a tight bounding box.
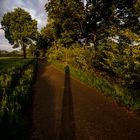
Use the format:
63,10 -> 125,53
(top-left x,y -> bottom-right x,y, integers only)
1,8 -> 38,58
84,0 -> 140,47
44,0 -> 140,88
45,0 -> 85,47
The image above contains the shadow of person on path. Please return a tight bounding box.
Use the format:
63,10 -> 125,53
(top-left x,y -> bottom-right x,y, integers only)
58,65 -> 77,140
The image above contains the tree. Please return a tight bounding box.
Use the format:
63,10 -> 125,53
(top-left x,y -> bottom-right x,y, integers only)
38,25 -> 55,49
84,0 -> 115,48
26,43 -> 38,57
84,0 -> 140,48
1,8 -> 38,58
36,25 -> 55,57
84,0 -> 140,87
45,0 -> 85,47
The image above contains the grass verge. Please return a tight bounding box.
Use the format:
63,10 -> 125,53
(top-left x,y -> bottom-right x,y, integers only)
53,61 -> 140,116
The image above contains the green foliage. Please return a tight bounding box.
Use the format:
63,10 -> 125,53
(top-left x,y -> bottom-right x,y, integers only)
0,59 -> 34,96
37,32 -> 50,50
134,0 -> 140,16
45,0 -> 140,115
0,58 -> 31,73
0,59 -> 37,139
46,46 -> 66,62
45,0 -> 85,47
47,43 -> 95,71
69,44 -> 89,71
85,0 -> 115,46
26,44 -> 38,58
1,8 -> 38,58
94,40 -> 140,88
84,0 -> 140,49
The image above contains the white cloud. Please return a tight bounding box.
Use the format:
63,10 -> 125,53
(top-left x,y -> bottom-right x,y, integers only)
0,29 -> 13,51
0,44 -> 13,51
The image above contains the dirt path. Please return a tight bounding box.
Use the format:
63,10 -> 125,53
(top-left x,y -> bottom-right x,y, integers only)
30,61 -> 140,140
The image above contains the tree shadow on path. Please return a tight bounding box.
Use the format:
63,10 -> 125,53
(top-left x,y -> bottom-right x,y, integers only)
57,65 -> 77,140
29,62 -> 56,140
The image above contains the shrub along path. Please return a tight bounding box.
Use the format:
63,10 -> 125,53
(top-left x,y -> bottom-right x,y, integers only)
30,60 -> 140,140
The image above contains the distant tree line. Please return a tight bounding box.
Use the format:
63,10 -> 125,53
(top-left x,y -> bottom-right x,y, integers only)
0,50 -> 22,57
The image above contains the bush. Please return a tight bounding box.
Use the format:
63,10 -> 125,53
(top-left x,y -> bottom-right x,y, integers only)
46,46 -> 66,62
47,41 -> 140,92
95,41 -> 140,88
46,43 -> 95,72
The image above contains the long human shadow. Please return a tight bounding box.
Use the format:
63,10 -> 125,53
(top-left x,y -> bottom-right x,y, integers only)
58,65 -> 77,140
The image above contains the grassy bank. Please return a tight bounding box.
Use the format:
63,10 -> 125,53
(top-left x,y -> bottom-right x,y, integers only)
53,61 -> 140,115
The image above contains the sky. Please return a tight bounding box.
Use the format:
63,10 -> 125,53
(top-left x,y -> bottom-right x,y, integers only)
0,0 -> 48,51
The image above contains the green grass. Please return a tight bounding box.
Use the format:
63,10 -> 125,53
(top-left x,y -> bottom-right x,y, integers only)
0,57 -> 33,73
53,61 -> 140,115
0,58 -> 37,139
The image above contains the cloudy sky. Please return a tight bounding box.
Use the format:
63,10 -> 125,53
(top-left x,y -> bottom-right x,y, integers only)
0,0 -> 48,51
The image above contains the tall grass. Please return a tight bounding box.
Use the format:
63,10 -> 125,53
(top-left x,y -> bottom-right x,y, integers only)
0,59 -> 38,139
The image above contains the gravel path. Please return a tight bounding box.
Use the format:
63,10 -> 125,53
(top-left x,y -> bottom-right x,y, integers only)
30,61 -> 140,140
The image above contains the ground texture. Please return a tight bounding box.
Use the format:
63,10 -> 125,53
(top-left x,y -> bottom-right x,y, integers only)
30,61 -> 140,140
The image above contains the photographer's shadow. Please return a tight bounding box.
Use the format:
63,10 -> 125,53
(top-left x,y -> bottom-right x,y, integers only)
58,65 -> 77,140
